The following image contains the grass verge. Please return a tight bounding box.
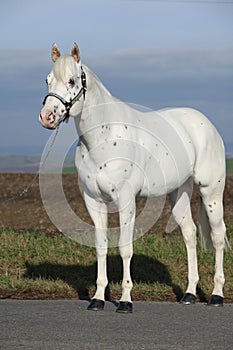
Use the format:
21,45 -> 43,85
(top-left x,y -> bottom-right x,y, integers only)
0,227 -> 232,302
226,158 -> 233,173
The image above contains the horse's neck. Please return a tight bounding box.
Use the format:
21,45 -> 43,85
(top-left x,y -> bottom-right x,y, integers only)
76,65 -> 119,149
83,64 -> 115,108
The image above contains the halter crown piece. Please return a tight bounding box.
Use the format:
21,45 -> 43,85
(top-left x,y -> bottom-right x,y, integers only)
42,67 -> 87,123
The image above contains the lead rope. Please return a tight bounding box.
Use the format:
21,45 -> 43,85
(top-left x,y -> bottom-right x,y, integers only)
0,127 -> 60,203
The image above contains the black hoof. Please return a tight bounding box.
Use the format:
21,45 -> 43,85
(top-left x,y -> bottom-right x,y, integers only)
180,293 -> 196,305
87,299 -> 105,311
116,301 -> 133,313
208,295 -> 224,306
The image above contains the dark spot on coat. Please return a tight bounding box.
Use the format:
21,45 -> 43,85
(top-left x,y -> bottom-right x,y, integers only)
113,142 -> 117,146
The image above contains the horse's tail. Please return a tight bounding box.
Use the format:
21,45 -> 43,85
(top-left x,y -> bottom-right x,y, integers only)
198,199 -> 231,251
198,199 -> 214,250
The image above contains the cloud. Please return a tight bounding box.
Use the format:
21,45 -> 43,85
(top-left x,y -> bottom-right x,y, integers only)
85,47 -> 233,142
0,47 -> 232,151
0,49 -> 51,87
1,46 -> 232,89
85,47 -> 233,81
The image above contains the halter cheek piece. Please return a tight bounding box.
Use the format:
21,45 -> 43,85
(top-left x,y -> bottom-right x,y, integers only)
42,67 -> 87,124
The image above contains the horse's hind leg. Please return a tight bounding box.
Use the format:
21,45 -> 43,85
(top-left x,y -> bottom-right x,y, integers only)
170,180 -> 199,304
198,182 -> 227,306
193,127 -> 229,305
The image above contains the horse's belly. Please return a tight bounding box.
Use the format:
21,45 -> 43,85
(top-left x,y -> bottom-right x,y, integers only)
139,167 -> 192,197
138,144 -> 194,197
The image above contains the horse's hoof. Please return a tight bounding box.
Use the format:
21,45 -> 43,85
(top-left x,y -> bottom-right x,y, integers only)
208,295 -> 224,306
180,293 -> 196,305
87,299 -> 105,311
116,301 -> 133,313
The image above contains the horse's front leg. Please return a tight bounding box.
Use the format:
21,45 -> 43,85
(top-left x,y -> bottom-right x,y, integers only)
84,193 -> 108,311
117,195 -> 136,313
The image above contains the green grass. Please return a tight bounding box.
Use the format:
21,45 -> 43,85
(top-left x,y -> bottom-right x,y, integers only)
62,166 -> 76,174
0,227 -> 232,302
226,158 -> 233,173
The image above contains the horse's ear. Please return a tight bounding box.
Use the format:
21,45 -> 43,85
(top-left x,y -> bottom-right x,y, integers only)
51,43 -> 61,62
71,42 -> 80,63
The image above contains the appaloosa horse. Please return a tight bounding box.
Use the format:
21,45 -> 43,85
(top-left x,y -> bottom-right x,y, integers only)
39,43 -> 230,312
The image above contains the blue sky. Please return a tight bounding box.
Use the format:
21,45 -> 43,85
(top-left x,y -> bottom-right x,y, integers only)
0,0 -> 233,155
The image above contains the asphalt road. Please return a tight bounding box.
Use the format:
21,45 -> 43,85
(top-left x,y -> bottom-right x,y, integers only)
0,300 -> 232,350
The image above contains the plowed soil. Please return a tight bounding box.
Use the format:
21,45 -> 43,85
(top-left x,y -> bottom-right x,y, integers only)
0,173 -> 233,234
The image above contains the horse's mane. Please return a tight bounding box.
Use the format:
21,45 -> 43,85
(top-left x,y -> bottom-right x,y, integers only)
82,64 -> 112,98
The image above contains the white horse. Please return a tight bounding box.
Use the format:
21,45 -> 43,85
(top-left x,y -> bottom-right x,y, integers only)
39,43 -> 230,312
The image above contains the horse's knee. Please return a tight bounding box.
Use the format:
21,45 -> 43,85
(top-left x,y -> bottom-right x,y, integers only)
119,243 -> 133,259
181,224 -> 197,249
96,247 -> 108,257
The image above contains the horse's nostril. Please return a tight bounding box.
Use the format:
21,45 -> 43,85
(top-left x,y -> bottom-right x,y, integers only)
47,112 -> 55,122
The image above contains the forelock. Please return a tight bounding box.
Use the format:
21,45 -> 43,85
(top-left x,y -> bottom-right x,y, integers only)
53,56 -> 79,82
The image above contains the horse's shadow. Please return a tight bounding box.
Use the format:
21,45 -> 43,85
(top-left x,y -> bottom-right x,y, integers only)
24,254 -> 207,302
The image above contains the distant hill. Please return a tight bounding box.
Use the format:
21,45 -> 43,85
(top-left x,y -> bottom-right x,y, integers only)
0,154 -> 74,172
0,140 -> 232,172
0,155 -> 40,172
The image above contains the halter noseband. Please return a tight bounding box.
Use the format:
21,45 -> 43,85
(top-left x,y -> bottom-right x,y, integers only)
42,67 -> 87,124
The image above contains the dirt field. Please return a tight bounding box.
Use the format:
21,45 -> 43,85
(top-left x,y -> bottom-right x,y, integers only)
0,173 -> 233,234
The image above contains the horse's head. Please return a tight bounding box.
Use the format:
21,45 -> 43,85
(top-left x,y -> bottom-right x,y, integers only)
39,43 -> 86,129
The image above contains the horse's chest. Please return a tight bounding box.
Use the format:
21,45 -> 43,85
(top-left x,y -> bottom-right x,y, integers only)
75,147 -> 101,198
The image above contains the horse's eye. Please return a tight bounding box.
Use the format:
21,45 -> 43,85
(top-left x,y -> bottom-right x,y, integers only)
68,78 -> 75,87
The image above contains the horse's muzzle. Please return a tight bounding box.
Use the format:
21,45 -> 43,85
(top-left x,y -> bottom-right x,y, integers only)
39,108 -> 57,129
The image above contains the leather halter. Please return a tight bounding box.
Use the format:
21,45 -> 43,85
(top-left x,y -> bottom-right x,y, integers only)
42,67 -> 87,124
